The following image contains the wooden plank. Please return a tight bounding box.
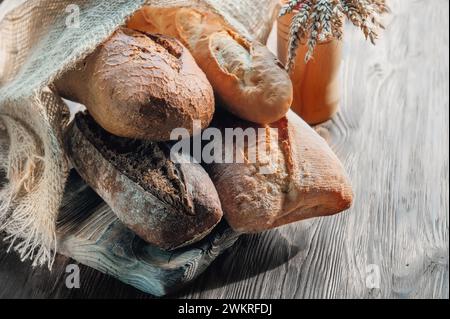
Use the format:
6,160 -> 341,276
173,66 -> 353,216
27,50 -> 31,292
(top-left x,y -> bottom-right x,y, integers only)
0,0 -> 448,298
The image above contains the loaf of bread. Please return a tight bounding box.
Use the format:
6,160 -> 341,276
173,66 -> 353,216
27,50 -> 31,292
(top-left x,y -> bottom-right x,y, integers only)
204,110 -> 353,233
66,112 -> 223,250
55,27 -> 214,141
127,7 -> 293,125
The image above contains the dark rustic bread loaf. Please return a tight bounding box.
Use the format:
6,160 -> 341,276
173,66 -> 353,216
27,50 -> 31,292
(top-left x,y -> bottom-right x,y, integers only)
205,110 -> 353,233
55,27 -> 215,141
65,112 -> 223,250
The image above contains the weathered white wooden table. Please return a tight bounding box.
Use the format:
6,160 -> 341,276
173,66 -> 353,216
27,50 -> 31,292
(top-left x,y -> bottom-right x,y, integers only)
0,0 -> 448,298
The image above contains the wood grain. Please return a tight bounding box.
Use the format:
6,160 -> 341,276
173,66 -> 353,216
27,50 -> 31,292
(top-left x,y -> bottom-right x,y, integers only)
0,0 -> 448,298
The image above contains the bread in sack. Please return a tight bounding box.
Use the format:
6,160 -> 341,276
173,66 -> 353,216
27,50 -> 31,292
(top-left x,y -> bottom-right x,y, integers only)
204,110 -> 353,233
55,27 -> 214,141
65,112 -> 223,250
127,7 -> 293,125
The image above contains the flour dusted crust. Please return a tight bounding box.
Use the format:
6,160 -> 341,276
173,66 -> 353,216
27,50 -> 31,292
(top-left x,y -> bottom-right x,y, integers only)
55,27 -> 214,141
206,110 -> 353,233
66,112 -> 223,249
127,7 -> 293,124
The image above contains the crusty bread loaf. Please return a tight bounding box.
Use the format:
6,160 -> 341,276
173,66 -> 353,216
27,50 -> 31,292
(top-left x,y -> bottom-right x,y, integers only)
205,110 -> 353,233
127,7 -> 293,125
66,112 -> 223,250
55,27 -> 214,141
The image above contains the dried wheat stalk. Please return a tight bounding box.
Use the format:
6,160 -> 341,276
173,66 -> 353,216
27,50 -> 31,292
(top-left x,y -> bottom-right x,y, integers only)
280,0 -> 389,71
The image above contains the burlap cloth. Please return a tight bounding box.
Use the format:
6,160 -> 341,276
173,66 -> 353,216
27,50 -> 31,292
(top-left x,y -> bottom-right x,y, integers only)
0,0 -> 279,269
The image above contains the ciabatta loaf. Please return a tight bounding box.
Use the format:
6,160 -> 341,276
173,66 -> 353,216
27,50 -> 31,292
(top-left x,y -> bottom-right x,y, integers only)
205,110 -> 353,232
66,112 -> 223,249
127,7 -> 293,125
55,27 -> 214,141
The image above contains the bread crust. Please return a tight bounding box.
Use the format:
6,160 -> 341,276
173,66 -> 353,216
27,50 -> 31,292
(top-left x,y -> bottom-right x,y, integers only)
206,110 -> 353,233
55,27 -> 215,141
127,7 -> 293,124
66,113 -> 223,249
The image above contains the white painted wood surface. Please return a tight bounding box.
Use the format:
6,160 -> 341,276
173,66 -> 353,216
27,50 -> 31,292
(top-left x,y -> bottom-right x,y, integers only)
0,0 -> 448,298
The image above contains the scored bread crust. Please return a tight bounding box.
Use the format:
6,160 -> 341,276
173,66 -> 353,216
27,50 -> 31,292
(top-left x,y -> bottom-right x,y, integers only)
55,27 -> 214,141
206,110 -> 353,233
127,7 -> 293,125
66,112 -> 223,250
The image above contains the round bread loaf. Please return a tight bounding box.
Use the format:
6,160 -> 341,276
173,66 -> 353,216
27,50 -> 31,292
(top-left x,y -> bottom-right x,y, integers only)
55,27 -> 215,141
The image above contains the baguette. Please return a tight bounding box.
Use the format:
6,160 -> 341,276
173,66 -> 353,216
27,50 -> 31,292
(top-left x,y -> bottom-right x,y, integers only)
55,27 -> 214,141
127,7 -> 293,124
205,110 -> 353,233
66,112 -> 223,249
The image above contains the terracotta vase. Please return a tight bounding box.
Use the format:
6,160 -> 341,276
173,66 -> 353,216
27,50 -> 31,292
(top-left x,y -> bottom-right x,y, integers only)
277,7 -> 343,125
